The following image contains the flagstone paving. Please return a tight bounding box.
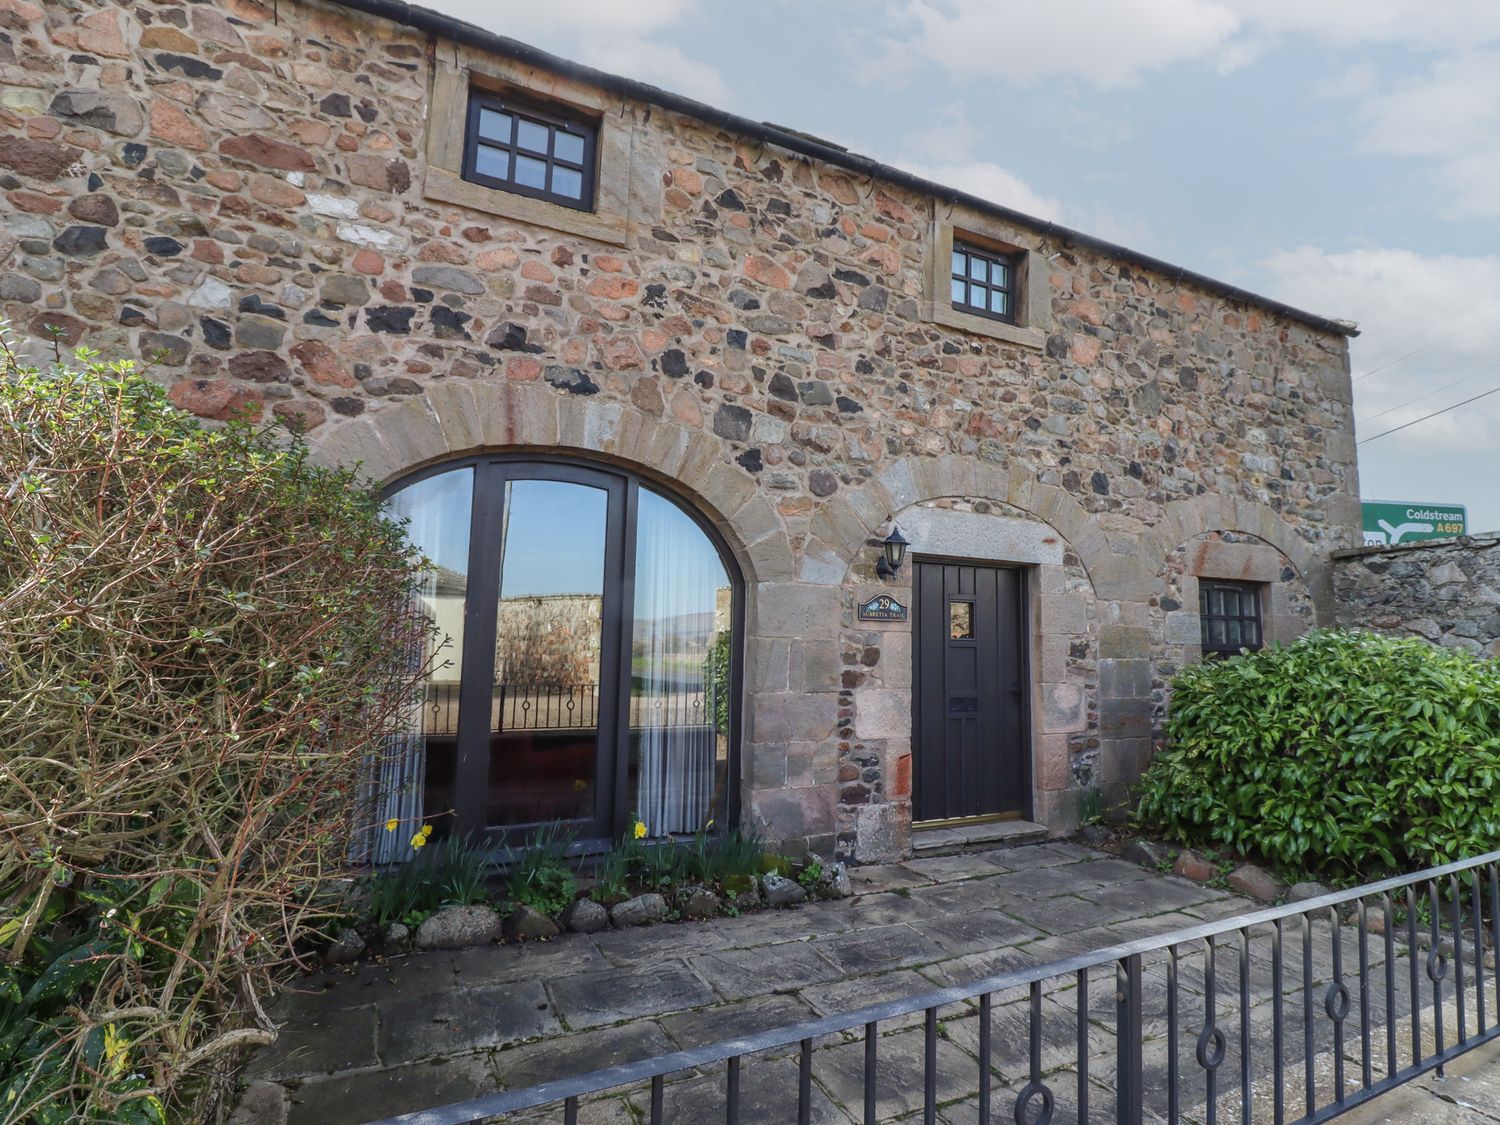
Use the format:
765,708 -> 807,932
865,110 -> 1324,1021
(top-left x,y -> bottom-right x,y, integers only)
237,842 -> 1488,1124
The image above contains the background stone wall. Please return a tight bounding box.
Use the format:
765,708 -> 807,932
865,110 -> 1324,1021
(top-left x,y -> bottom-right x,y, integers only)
1333,538 -> 1500,656
1,0 -> 1361,857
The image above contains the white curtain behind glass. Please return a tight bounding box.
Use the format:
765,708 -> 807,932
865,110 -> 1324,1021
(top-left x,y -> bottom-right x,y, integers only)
371,470 -> 471,863
632,490 -> 729,836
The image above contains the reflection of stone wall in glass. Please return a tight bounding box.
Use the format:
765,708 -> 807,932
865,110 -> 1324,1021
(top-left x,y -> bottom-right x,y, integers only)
495,593 -> 602,687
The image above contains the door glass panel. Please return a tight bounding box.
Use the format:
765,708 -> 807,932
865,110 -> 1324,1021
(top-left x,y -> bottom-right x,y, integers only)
629,488 -> 732,838
949,601 -> 973,639
382,468 -> 473,853
489,479 -> 608,827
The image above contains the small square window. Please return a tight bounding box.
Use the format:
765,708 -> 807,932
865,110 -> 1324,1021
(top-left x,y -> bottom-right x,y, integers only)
950,241 -> 1019,325
1199,580 -> 1263,658
463,90 -> 597,212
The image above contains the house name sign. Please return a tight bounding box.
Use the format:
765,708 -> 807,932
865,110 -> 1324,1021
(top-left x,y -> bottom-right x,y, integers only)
857,594 -> 908,622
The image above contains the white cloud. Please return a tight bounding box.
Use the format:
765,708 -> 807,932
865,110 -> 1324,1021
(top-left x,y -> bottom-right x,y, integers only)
1344,51 -> 1500,219
874,0 -> 1500,90
430,0 -> 729,104
572,37 -> 730,104
1259,245 -> 1500,439
1258,245 -> 1500,528
880,0 -> 1242,90
892,157 -> 1064,221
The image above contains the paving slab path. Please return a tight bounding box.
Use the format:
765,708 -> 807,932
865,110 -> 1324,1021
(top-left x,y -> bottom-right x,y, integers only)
237,842 -> 1495,1124
238,843 -> 1239,1123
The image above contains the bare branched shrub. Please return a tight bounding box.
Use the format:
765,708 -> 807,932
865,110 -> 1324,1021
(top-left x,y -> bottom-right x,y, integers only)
0,339 -> 429,1122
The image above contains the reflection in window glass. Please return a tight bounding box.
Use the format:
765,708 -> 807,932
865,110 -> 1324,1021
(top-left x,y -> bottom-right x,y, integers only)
552,166 -> 583,199
516,118 -> 551,154
381,467 -> 473,858
478,108 -> 512,143
629,488 -> 733,838
474,146 -> 510,181
514,154 -> 547,189
489,479 -> 608,828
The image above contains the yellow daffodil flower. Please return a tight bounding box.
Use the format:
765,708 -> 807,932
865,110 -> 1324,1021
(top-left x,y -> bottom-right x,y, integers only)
632,821 -> 648,840
385,818 -> 399,832
410,831 -> 427,848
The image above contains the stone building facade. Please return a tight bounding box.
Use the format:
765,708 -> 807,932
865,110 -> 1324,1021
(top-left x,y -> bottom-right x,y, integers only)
2,0 -> 1361,861
1334,537 -> 1500,656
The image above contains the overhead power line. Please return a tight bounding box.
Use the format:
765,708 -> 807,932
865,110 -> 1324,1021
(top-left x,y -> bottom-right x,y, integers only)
1359,383 -> 1500,444
1361,358 -> 1500,424
1352,321 -> 1482,384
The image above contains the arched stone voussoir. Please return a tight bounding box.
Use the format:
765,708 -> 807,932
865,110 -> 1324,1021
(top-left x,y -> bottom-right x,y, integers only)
1159,495 -> 1315,582
311,382 -> 794,586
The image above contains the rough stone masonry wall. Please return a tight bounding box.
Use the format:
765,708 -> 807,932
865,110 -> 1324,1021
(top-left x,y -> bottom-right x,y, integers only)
0,0 -> 1360,859
1334,538 -> 1500,656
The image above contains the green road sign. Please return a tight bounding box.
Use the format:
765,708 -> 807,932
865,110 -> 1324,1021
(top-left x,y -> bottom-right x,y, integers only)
1361,500 -> 1467,547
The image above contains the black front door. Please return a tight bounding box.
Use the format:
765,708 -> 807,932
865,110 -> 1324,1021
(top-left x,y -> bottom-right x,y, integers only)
913,560 -> 1028,823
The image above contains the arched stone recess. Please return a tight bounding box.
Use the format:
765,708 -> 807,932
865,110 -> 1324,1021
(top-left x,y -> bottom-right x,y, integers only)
1145,520 -> 1316,749
306,382 -> 846,855
825,480 -> 1103,863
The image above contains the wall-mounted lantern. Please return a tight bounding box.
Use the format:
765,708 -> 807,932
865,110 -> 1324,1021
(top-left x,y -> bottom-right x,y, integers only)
875,526 -> 910,580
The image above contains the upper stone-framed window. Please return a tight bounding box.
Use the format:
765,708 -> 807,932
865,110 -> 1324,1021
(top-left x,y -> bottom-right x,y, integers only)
950,240 -> 1019,324
462,90 -> 597,211
1199,579 -> 1263,658
922,217 -> 1048,349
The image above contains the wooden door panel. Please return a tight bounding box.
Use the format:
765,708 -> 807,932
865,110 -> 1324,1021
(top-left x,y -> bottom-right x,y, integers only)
913,560 -> 1028,823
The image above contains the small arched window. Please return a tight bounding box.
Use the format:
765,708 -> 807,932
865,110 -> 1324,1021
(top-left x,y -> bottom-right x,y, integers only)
378,456 -> 740,854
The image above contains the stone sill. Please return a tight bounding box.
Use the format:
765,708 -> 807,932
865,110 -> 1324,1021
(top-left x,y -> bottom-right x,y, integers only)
921,301 -> 1046,349
912,818 -> 1047,855
423,167 -> 629,247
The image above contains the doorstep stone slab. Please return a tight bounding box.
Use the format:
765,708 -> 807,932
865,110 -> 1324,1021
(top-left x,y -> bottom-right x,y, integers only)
377,979 -> 559,1066
546,961 -> 717,1029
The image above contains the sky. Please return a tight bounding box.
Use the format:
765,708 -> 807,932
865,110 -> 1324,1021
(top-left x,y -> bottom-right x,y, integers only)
426,0 -> 1500,533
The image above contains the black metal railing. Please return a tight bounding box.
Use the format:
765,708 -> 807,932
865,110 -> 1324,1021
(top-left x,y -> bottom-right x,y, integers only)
423,681 -> 715,736
361,848 -> 1500,1124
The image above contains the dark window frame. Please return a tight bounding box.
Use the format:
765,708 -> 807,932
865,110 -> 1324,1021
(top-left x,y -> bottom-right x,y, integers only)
1199,579 -> 1264,658
950,240 -> 1020,325
381,454 -> 744,851
461,89 -> 598,212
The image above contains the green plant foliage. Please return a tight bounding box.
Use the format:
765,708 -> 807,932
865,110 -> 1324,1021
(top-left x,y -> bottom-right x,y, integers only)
507,823 -> 578,916
0,337 -> 430,1121
1136,630 -> 1500,878
362,833 -> 494,929
797,861 -> 824,891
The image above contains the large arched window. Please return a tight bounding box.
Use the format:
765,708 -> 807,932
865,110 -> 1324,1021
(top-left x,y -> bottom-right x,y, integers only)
380,456 -> 741,850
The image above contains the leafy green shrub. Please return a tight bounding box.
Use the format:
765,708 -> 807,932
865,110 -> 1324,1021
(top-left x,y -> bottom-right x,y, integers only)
508,824 -> 577,915
0,340 -> 428,1121
1136,630 -> 1500,878
362,834 -> 494,930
